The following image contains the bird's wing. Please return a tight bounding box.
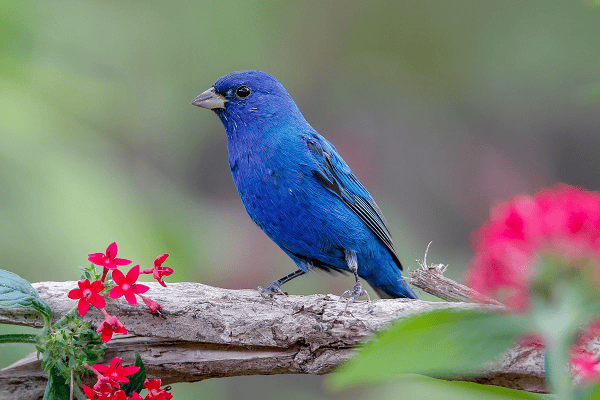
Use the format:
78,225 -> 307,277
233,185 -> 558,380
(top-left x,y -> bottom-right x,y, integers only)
305,134 -> 403,271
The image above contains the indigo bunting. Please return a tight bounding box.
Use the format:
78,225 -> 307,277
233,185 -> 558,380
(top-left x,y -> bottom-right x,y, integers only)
191,71 -> 417,300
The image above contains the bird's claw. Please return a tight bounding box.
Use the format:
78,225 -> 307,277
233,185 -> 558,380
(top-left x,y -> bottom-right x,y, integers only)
340,281 -> 370,303
258,283 -> 286,298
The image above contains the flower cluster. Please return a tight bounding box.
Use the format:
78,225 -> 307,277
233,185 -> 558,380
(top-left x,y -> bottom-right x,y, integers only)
466,184 -> 600,311
466,184 -> 600,383
83,357 -> 172,400
68,242 -> 171,342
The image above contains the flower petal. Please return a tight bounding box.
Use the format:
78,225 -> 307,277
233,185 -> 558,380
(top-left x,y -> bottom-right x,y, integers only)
126,264 -> 141,282
111,269 -> 126,285
124,292 -> 138,306
154,254 -> 169,266
113,257 -> 132,266
106,242 -> 118,259
78,300 -> 90,316
88,253 -> 106,265
90,293 -> 107,309
90,280 -> 105,293
109,286 -> 124,299
133,284 -> 149,294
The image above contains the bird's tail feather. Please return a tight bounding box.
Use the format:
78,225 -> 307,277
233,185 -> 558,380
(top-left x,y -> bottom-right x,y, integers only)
370,278 -> 418,299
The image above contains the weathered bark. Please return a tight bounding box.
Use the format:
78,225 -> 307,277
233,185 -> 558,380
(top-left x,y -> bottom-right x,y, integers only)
0,274 -> 547,398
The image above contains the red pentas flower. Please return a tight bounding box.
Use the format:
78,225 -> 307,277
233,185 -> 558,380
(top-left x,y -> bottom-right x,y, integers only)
144,379 -> 173,400
97,309 -> 128,342
68,279 -> 106,316
129,392 -> 144,400
109,265 -> 150,306
83,374 -> 120,400
141,254 -> 173,287
92,357 -> 140,384
140,295 -> 162,314
571,348 -> 600,383
89,242 -> 132,272
466,184 -> 600,311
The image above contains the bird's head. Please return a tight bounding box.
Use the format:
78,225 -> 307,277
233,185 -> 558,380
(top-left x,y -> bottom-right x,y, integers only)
191,70 -> 304,137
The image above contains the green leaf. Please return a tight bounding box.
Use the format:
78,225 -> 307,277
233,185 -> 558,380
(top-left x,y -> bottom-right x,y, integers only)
43,368 -> 70,400
576,382 -> 600,400
0,269 -> 53,328
121,351 -> 147,396
377,374 -> 556,400
0,333 -> 39,344
329,309 -> 530,389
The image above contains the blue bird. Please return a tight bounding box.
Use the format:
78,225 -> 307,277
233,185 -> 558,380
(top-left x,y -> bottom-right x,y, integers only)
191,71 -> 417,300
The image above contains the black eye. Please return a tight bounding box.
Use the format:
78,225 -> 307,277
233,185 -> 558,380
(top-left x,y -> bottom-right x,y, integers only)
236,85 -> 251,98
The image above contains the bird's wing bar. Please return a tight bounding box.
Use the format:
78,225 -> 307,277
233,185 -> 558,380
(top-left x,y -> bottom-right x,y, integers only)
306,137 -> 403,271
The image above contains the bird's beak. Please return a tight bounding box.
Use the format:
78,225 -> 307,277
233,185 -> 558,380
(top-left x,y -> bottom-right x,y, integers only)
190,87 -> 228,109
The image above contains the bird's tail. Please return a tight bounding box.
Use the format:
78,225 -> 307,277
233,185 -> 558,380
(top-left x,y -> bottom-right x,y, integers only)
370,277 -> 418,299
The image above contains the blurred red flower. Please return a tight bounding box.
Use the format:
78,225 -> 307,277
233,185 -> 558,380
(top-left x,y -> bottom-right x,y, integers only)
466,184 -> 600,311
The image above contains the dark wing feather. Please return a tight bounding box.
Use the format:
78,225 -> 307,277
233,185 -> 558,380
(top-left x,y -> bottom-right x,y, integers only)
306,136 -> 403,271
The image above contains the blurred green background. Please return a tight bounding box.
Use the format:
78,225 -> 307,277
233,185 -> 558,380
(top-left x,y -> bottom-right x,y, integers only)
1,0 -> 599,398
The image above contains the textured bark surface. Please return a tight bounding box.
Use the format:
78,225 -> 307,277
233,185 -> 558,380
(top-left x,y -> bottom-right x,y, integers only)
0,279 -> 547,399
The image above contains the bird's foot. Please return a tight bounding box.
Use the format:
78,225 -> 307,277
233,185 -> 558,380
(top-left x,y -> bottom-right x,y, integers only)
340,281 -> 370,303
258,282 -> 286,298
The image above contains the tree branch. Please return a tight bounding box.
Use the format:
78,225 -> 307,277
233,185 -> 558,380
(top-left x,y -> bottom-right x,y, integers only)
0,277 -> 547,399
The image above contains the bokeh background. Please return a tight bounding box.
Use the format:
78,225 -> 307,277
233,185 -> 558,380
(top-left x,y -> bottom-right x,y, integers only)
1,0 -> 599,398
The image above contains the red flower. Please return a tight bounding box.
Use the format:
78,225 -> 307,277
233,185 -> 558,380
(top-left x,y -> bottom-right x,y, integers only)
571,348 -> 600,383
97,309 -> 128,342
140,295 -> 163,314
144,379 -> 173,400
109,265 -> 149,306
129,391 -> 144,400
141,254 -> 173,287
112,391 -> 129,400
68,279 -> 106,316
82,374 -> 120,399
466,184 -> 600,310
92,357 -> 140,384
83,384 -> 107,400
88,242 -> 132,271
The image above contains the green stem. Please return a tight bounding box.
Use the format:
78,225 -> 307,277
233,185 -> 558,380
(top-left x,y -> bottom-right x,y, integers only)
0,333 -> 39,344
51,306 -> 79,330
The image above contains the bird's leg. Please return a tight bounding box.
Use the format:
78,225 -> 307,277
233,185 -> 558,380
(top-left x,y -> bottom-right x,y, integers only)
341,249 -> 370,303
258,268 -> 306,298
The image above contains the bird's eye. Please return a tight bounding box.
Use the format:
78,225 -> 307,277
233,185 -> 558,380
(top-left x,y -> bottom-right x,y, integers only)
236,85 -> 251,98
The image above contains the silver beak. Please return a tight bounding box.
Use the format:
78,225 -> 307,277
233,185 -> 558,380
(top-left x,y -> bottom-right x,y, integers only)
191,87 -> 228,109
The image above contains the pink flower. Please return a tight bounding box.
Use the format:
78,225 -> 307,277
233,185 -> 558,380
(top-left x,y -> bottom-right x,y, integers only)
88,242 -> 132,271
144,379 -> 173,400
109,265 -> 149,306
68,279 -> 106,316
571,348 -> 600,383
97,309 -> 128,342
141,254 -> 173,287
140,295 -> 163,314
92,357 -> 140,384
466,184 -> 600,310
